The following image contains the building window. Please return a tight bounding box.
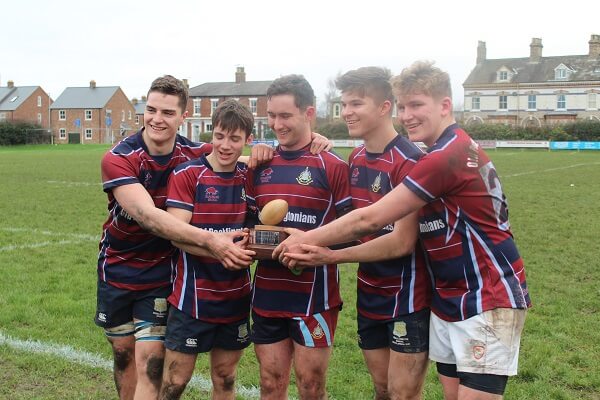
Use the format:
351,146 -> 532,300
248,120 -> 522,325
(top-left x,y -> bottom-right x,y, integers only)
85,110 -> 92,120
85,128 -> 93,140
193,99 -> 201,115
527,95 -> 536,110
557,94 -> 566,110
37,96 -> 42,107
498,95 -> 507,110
37,113 -> 42,124
249,98 -> 258,115
555,68 -> 567,79
333,103 -> 341,118
471,97 -> 480,111
205,122 -> 213,132
588,93 -> 597,109
59,128 -> 66,139
211,99 -> 219,116
128,110 -> 132,120
59,110 -> 66,120
135,115 -> 140,124
0,112 -> 6,121
498,71 -> 508,81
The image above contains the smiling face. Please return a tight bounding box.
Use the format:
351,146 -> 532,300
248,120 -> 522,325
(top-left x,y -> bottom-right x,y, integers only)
396,92 -> 452,147
341,90 -> 390,140
267,94 -> 313,151
207,125 -> 253,172
143,91 -> 187,151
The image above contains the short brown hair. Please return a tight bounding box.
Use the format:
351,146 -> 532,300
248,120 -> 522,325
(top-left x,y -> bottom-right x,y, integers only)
147,75 -> 188,113
336,66 -> 394,105
390,61 -> 452,100
267,74 -> 314,110
212,99 -> 254,138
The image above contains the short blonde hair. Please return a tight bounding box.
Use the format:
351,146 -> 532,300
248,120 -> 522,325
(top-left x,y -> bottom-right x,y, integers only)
390,61 -> 452,100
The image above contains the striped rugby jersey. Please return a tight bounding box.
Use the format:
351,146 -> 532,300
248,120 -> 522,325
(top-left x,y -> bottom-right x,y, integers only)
98,130 -> 211,291
165,155 -> 251,323
403,124 -> 531,321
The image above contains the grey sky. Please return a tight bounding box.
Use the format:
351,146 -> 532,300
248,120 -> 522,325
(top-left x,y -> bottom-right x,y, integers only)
2,0 -> 599,110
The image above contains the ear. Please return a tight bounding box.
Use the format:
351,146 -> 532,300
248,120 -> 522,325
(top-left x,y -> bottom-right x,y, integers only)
305,106 -> 316,119
380,100 -> 392,116
246,134 -> 254,145
182,110 -> 189,119
440,97 -> 453,117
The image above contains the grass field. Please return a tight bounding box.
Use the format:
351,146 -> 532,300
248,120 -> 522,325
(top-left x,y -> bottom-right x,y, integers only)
1,144 -> 600,399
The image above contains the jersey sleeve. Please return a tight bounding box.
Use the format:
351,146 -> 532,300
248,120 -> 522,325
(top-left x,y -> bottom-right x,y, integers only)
165,164 -> 197,212
403,149 -> 461,203
101,150 -> 140,193
325,154 -> 353,216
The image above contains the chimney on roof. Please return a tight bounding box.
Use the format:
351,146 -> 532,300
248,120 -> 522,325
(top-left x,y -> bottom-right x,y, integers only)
589,34 -> 600,59
90,80 -> 97,89
529,38 -> 543,63
132,98 -> 138,105
477,41 -> 486,64
7,80 -> 14,88
182,78 -> 189,88
235,66 -> 246,83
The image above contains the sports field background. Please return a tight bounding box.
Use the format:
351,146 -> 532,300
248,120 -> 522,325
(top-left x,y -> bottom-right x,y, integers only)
1,144 -> 599,399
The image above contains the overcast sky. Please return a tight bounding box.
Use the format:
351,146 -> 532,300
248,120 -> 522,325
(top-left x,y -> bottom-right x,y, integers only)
2,0 -> 599,110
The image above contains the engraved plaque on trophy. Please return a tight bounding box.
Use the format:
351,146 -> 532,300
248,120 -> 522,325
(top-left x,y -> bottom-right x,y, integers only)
248,199 -> 289,260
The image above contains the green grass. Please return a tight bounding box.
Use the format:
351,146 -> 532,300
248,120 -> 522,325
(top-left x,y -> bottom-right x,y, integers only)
1,144 -> 600,399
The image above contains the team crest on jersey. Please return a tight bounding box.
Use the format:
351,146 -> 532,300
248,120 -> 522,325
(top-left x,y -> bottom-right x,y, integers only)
296,167 -> 313,185
237,324 -> 249,343
311,323 -> 325,339
393,321 -> 407,337
153,298 -> 167,316
241,188 -> 246,201
260,167 -> 273,183
371,172 -> 382,193
143,171 -> 152,188
205,186 -> 219,202
471,340 -> 486,360
351,167 -> 360,185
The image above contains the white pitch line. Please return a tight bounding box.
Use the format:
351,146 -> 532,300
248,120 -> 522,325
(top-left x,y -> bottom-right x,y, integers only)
0,228 -> 99,252
46,180 -> 102,187
0,239 -> 83,252
500,162 -> 600,178
0,331 -> 260,398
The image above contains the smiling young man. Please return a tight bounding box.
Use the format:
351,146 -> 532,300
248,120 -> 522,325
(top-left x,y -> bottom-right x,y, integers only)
245,74 -> 352,400
95,76 -> 255,400
158,100 -> 255,400
276,61 -> 531,400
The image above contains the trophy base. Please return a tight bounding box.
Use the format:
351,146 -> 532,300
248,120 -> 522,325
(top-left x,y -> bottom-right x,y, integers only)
248,225 -> 289,260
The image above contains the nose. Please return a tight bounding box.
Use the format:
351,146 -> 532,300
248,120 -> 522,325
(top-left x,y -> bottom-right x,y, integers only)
271,116 -> 284,131
341,105 -> 351,119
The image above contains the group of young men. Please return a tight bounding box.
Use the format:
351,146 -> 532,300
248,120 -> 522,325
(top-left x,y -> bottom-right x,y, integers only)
95,62 -> 530,400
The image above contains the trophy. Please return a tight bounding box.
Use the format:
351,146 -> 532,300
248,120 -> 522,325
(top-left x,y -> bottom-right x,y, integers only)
248,199 -> 289,260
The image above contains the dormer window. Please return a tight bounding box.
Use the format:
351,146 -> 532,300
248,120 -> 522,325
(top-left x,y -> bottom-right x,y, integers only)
498,71 -> 508,81
554,64 -> 572,80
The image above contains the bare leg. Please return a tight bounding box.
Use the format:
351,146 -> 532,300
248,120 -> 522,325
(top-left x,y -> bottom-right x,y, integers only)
108,335 -> 136,400
133,340 -> 165,400
254,339 -> 294,400
388,351 -> 428,400
293,342 -> 332,400
210,348 -> 244,400
361,348 -> 391,400
159,349 -> 197,400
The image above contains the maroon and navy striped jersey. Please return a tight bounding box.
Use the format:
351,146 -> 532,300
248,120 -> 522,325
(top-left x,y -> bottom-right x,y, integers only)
403,124 -> 531,322
246,146 -> 352,318
165,155 -> 251,323
349,135 -> 431,320
98,130 -> 211,291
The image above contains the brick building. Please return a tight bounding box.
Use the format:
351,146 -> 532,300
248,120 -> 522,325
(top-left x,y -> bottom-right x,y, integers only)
0,80 -> 51,128
184,67 -> 272,140
50,80 -> 135,144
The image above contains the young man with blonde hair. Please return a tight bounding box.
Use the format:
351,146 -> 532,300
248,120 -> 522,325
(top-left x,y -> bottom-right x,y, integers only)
277,61 -> 531,400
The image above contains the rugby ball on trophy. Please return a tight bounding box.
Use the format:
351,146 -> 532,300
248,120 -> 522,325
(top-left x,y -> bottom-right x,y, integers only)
259,199 -> 288,225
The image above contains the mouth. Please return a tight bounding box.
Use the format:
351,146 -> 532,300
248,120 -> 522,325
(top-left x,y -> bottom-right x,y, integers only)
149,124 -> 167,132
404,122 -> 420,132
345,119 -> 359,127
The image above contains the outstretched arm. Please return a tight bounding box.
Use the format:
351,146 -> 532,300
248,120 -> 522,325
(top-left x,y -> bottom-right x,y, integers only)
274,183 -> 426,258
283,211 -> 419,267
113,184 -> 254,269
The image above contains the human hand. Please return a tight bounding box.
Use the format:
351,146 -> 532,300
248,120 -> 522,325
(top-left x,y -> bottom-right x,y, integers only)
208,230 -> 255,270
283,244 -> 336,267
247,143 -> 274,169
273,228 -> 307,267
309,132 -> 333,154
